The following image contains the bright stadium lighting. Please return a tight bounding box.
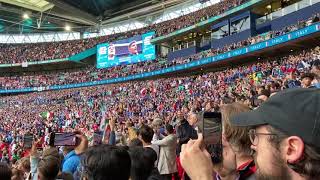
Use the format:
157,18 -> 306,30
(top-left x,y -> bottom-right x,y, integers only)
23,13 -> 29,19
65,25 -> 71,31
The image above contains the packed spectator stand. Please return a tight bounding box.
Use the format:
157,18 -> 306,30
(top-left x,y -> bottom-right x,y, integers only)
0,42 -> 319,179
0,0 -> 247,64
1,13 -> 319,89
0,0 -> 320,180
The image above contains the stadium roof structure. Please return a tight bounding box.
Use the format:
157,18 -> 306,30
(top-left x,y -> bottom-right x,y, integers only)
0,0 -> 187,34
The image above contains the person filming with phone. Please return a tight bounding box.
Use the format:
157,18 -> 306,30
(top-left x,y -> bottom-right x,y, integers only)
183,102 -> 256,180
180,88 -> 320,180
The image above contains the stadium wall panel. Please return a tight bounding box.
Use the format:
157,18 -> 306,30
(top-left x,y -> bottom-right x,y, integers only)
211,29 -> 251,49
256,2 -> 320,33
168,46 -> 197,61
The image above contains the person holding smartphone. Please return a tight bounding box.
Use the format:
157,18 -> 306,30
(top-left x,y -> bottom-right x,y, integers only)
61,133 -> 88,174
180,103 -> 256,180
218,103 -> 256,180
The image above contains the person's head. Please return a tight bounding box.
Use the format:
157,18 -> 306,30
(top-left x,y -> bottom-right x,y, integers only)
165,124 -> 174,135
311,65 -> 320,77
128,138 -> 143,147
56,172 -> 74,180
0,162 -> 11,180
231,89 -> 320,180
11,168 -> 24,180
257,89 -> 270,102
270,82 -> 280,92
37,156 -> 60,180
187,112 -> 199,126
256,86 -> 265,95
151,118 -> 163,130
138,125 -> 154,145
221,103 -> 252,156
62,146 -> 75,156
301,73 -> 315,88
17,157 -> 30,173
81,145 -> 131,180
129,147 -> 157,180
176,111 -> 184,121
125,121 -> 133,128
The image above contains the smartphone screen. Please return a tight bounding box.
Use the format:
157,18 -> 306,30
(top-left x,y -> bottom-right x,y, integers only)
93,133 -> 103,146
202,112 -> 222,164
53,132 -> 76,146
23,135 -> 33,149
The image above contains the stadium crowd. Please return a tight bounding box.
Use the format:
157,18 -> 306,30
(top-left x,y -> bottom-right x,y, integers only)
0,0 -> 249,64
1,13 -> 319,89
0,1 -> 319,179
0,42 -> 319,179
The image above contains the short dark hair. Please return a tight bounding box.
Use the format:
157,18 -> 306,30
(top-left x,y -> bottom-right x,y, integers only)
129,147 -> 158,180
38,156 -> 60,180
81,145 -> 131,180
271,82 -> 281,90
0,162 -> 12,180
17,157 -> 30,172
301,73 -> 315,81
267,126 -> 320,178
138,125 -> 154,143
259,89 -> 271,97
165,124 -> 174,134
56,172 -> 74,180
128,138 -> 143,147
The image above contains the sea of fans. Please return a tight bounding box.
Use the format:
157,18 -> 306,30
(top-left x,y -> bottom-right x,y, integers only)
1,13 -> 319,90
0,1 -> 320,179
0,43 -> 319,179
0,0 -> 248,64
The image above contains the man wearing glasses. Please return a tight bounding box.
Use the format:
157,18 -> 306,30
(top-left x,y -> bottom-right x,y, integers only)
180,88 -> 320,180
231,88 -> 320,180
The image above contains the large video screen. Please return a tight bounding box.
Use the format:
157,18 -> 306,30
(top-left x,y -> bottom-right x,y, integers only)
96,31 -> 156,69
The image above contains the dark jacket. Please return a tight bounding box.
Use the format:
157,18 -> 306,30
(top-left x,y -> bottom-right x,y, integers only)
176,119 -> 198,155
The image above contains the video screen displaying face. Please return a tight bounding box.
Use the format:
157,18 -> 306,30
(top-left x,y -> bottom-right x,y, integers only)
128,41 -> 138,55
108,44 -> 116,60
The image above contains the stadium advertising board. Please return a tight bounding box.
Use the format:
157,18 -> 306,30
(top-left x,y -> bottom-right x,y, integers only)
96,31 -> 156,68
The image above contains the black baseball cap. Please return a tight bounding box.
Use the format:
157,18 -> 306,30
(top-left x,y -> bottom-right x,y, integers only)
230,88 -> 320,148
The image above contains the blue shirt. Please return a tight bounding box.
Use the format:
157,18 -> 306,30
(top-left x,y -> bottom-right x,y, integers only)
62,150 -> 80,174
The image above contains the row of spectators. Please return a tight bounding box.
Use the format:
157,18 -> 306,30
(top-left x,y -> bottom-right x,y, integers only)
0,46 -> 319,144
0,44 -> 319,180
0,0 -> 249,64
153,0 -> 247,36
1,14 -> 319,90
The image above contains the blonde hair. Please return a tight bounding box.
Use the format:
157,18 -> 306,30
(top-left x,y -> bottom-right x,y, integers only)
221,102 -> 252,155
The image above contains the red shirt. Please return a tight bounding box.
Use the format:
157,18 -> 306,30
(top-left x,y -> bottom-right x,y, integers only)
237,160 -> 256,180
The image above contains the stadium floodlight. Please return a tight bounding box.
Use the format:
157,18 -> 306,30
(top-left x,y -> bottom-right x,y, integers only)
65,25 -> 71,31
23,13 -> 29,19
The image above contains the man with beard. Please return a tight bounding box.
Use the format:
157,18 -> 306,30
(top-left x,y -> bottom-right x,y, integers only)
230,88 -> 320,180
180,88 -> 320,180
